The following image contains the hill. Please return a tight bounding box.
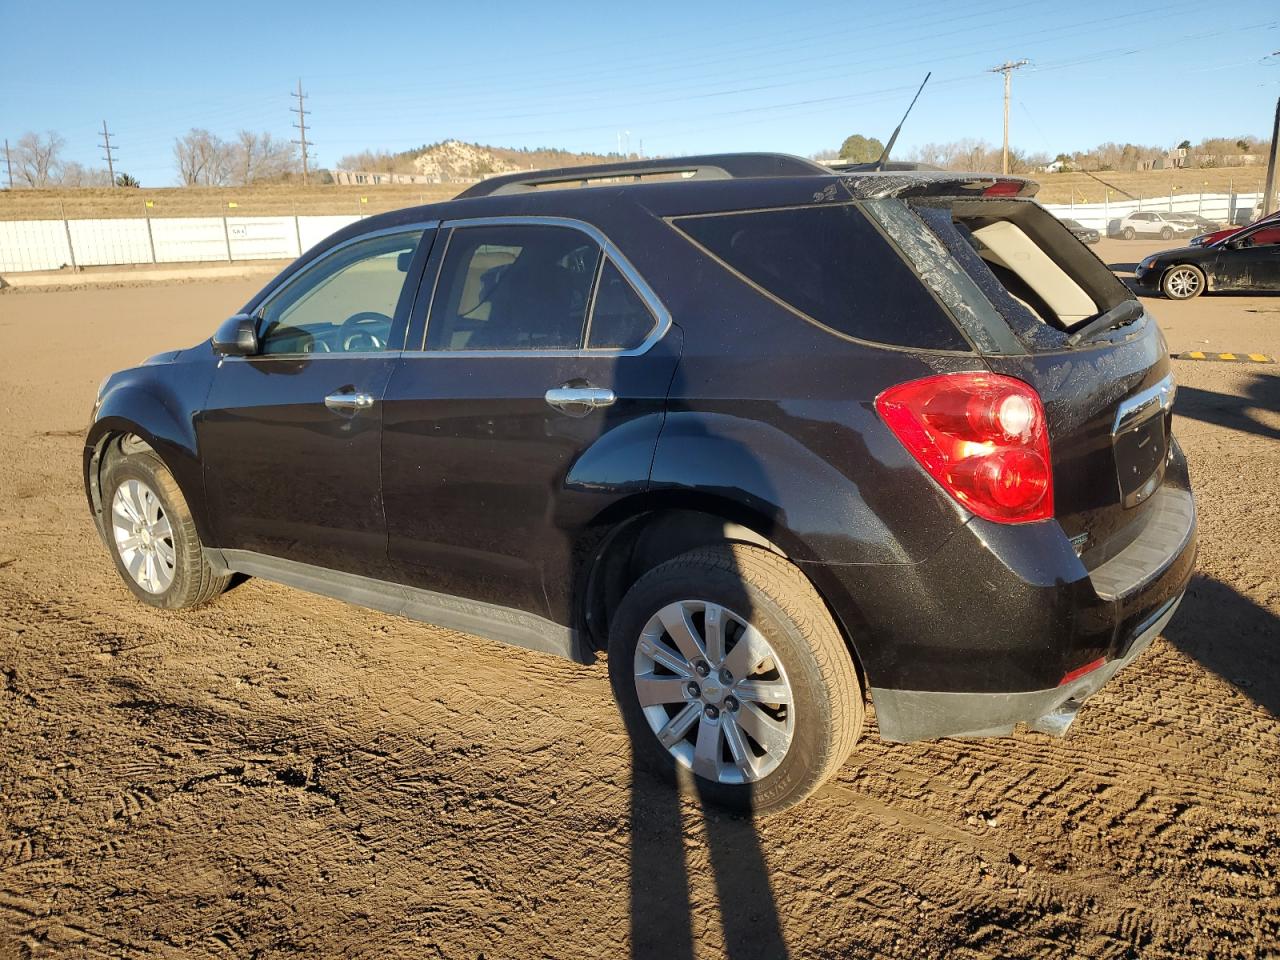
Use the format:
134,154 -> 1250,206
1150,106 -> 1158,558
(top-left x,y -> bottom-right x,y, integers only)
338,140 -> 617,181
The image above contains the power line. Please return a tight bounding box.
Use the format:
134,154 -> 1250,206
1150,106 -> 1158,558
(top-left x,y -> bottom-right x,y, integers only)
988,59 -> 1029,174
99,120 -> 117,186
291,79 -> 311,183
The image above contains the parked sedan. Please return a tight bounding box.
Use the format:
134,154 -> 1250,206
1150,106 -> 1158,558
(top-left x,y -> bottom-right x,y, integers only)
1060,218 -> 1100,244
1190,209 -> 1280,247
1134,220 -> 1280,299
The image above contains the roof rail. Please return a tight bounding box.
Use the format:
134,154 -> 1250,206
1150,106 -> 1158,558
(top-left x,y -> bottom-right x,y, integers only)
454,152 -> 831,199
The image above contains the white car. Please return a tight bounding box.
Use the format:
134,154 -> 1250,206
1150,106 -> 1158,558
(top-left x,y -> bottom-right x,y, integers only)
1117,211 -> 1199,241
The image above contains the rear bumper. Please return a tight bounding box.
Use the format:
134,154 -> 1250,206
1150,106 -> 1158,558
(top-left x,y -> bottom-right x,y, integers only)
799,467 -> 1196,743
870,593 -> 1181,742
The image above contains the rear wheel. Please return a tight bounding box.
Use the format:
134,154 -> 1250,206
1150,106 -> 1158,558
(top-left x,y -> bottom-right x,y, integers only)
103,450 -> 230,609
1161,264 -> 1205,300
608,544 -> 862,814
1122,227 -> 1136,240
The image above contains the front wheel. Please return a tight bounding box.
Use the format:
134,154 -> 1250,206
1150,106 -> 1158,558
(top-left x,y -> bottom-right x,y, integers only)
1161,264 -> 1206,300
608,544 -> 863,814
103,450 -> 230,609
1160,226 -> 1174,240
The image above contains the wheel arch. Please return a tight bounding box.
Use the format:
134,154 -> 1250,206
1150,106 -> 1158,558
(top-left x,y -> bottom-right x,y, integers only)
575,493 -> 872,688
85,408 -> 210,546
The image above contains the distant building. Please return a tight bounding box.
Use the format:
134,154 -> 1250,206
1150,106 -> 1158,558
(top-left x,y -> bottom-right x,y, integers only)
332,170 -> 438,186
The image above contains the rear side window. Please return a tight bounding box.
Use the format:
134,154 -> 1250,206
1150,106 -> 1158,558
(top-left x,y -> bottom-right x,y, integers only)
427,224 -> 600,351
587,259 -> 656,349
674,204 -> 968,351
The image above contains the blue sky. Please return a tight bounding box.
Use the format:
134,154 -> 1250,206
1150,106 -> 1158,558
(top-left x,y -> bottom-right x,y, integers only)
3,0 -> 1278,185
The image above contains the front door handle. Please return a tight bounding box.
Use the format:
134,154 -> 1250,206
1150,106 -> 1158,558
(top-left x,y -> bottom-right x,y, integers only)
324,392 -> 375,412
545,386 -> 616,416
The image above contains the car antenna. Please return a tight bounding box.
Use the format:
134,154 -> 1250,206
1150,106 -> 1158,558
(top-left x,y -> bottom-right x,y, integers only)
871,72 -> 931,172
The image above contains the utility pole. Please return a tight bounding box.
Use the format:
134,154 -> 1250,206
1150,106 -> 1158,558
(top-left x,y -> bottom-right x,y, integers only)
3,138 -> 12,190
291,78 -> 311,184
99,121 -> 117,186
989,59 -> 1029,175
1262,96 -> 1280,217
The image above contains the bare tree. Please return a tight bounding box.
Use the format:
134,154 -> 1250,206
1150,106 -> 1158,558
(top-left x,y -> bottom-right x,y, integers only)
231,131 -> 298,185
173,129 -> 232,186
336,149 -> 403,174
13,130 -> 65,187
56,161 -> 112,188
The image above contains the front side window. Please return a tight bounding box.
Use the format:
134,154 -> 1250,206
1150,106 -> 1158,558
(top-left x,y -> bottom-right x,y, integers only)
259,230 -> 423,355
426,224 -> 600,351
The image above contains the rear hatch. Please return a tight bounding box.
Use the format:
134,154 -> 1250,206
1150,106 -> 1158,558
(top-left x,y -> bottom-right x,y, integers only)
866,195 -> 1179,573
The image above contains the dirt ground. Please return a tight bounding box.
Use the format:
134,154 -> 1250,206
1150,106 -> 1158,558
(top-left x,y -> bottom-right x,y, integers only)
1,240 -> 1277,959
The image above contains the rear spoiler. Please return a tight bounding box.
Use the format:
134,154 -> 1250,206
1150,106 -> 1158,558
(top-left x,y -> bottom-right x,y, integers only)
837,172 -> 1040,200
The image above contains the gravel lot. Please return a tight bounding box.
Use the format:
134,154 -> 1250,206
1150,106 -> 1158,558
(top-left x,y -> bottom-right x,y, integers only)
1,239 -> 1277,959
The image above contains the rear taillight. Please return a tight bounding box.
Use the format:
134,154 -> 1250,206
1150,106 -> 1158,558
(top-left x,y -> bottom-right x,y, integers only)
875,373 -> 1054,523
983,180 -> 1024,197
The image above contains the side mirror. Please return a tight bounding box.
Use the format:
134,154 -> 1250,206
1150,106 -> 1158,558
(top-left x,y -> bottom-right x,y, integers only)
212,314 -> 259,356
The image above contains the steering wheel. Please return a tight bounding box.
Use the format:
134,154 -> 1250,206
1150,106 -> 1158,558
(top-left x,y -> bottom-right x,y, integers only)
338,311 -> 393,352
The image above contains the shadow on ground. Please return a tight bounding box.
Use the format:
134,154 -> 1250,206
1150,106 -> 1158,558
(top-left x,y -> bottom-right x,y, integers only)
629,764 -> 788,960
1175,374 -> 1280,442
1164,574 -> 1280,718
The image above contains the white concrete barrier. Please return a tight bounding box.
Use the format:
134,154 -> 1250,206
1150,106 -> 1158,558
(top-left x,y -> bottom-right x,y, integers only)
0,220 -> 73,272
1,194 -> 1269,275
0,214 -> 361,274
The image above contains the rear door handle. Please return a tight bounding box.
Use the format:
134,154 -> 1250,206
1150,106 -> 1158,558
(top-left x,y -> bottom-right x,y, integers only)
544,386 -> 616,415
324,392 -> 375,412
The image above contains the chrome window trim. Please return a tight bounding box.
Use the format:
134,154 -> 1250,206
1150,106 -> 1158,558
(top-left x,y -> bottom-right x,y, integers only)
411,215 -> 671,359
220,350 -> 404,364
248,222 -> 438,359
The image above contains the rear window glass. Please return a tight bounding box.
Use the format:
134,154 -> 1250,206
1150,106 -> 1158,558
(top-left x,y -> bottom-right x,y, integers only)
916,198 -> 1131,349
674,204 -> 968,351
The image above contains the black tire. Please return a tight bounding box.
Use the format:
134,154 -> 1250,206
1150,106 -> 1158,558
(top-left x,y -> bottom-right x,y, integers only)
1122,227 -> 1136,240
1160,263 -> 1206,301
1160,226 -> 1174,240
102,450 -> 230,609
608,543 -> 863,815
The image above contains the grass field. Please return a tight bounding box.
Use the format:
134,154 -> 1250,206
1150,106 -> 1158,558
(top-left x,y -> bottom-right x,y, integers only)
0,165 -> 1271,220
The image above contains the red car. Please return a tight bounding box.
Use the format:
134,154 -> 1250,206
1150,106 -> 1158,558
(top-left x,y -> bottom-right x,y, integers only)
1190,209 -> 1280,247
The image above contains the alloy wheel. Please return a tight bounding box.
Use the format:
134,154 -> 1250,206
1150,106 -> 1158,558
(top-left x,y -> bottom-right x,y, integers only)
1166,267 -> 1202,299
111,478 -> 176,594
633,599 -> 795,785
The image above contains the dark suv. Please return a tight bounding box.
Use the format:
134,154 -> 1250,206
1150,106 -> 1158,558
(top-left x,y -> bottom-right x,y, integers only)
85,154 -> 1196,813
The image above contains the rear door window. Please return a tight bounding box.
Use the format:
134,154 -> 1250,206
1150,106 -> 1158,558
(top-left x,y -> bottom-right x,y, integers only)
673,204 -> 969,351
587,259 -> 656,350
426,224 -> 600,351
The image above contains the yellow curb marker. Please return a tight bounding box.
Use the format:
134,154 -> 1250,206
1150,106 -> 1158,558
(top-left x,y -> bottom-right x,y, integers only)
1175,351 -> 1274,363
